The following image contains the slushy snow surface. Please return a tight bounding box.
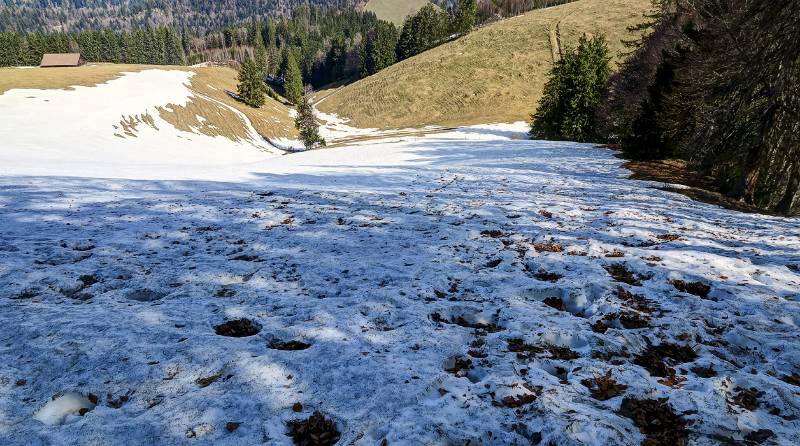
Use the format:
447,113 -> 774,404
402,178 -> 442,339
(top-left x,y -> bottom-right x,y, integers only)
1,73 -> 800,445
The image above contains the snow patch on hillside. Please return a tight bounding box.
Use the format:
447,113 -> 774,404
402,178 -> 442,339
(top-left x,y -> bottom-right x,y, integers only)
0,69 -> 282,180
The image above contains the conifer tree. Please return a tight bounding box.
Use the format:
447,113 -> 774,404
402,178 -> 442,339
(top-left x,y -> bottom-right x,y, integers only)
253,21 -> 268,77
396,4 -> 449,60
451,0 -> 477,35
529,34 -> 611,142
360,20 -> 397,78
295,88 -> 326,150
0,32 -> 24,67
282,50 -> 304,105
237,57 -> 267,108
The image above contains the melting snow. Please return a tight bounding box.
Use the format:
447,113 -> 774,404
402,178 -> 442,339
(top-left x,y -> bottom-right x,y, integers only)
0,121 -> 798,445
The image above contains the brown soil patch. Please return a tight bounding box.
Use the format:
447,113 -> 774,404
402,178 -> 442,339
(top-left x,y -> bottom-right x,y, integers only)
286,411 -> 340,446
604,264 -> 645,286
268,339 -> 312,351
619,397 -> 688,446
543,296 -> 567,312
634,343 -> 697,377
534,242 -> 563,253
502,393 -> 537,408
671,280 -> 711,299
730,387 -> 762,411
623,159 -> 766,215
214,319 -> 261,337
581,371 -> 628,401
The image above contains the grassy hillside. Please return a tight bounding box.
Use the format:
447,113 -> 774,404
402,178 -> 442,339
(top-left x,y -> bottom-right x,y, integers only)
0,63 -> 296,141
319,0 -> 651,129
363,0 -> 431,26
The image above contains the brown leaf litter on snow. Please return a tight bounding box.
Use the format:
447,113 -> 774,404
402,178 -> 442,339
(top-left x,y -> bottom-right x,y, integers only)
729,387 -> 763,411
671,280 -> 712,298
534,242 -> 563,253
286,411 -> 340,446
268,339 -> 312,350
634,343 -> 697,377
580,371 -> 628,401
619,397 -> 688,446
214,318 -> 261,337
604,264 -> 647,286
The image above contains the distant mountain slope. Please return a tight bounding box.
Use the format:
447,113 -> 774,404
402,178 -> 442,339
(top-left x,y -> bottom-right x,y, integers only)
317,0 -> 651,129
0,0 -> 356,33
363,0 -> 431,26
0,64 -> 296,173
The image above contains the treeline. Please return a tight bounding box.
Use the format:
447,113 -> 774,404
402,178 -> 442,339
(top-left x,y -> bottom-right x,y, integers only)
473,0 -> 575,22
0,2 -> 483,88
530,0 -> 799,215
0,0 -> 358,34
0,27 -> 187,66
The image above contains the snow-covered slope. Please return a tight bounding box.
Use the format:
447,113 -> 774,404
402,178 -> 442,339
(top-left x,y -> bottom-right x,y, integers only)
0,69 -> 283,180
0,124 -> 799,445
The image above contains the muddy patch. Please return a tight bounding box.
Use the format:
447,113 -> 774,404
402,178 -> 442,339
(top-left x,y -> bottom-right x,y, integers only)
214,319 -> 261,337
268,339 -> 311,351
619,397 -> 688,446
286,411 -> 340,446
634,343 -> 697,377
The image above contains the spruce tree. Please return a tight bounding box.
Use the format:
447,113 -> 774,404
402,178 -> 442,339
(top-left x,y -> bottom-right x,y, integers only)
282,50 -> 303,105
360,20 -> 398,78
451,0 -> 477,35
237,57 -> 267,108
529,34 -> 611,142
295,88 -> 326,150
253,22 -> 268,77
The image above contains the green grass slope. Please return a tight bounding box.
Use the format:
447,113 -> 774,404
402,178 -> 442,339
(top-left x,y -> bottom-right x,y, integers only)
319,0 -> 651,129
363,0 -> 431,26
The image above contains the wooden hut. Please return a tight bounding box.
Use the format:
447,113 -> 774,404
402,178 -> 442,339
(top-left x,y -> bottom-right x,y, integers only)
40,53 -> 86,68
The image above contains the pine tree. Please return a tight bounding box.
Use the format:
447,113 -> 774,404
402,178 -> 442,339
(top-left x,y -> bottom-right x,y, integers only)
295,88 -> 326,150
360,20 -> 398,78
282,50 -> 304,105
0,32 -> 25,67
396,4 -> 449,60
451,0 -> 477,35
529,34 -> 611,142
253,21 -> 268,77
237,57 -> 267,108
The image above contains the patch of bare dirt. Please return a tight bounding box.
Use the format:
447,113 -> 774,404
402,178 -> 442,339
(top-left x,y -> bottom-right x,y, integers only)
543,296 -> 566,312
623,159 -> 766,215
604,264 -> 647,286
214,319 -> 261,337
618,397 -> 688,446
729,387 -> 762,411
534,242 -> 563,253
581,371 -> 628,401
671,280 -> 711,299
286,411 -> 340,446
268,339 -> 311,351
634,343 -> 697,377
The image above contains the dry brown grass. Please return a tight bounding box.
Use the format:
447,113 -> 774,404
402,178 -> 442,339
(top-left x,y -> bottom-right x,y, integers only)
161,66 -> 297,141
0,63 -> 184,95
363,0 -> 432,26
318,0 -> 651,129
0,63 -> 296,141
